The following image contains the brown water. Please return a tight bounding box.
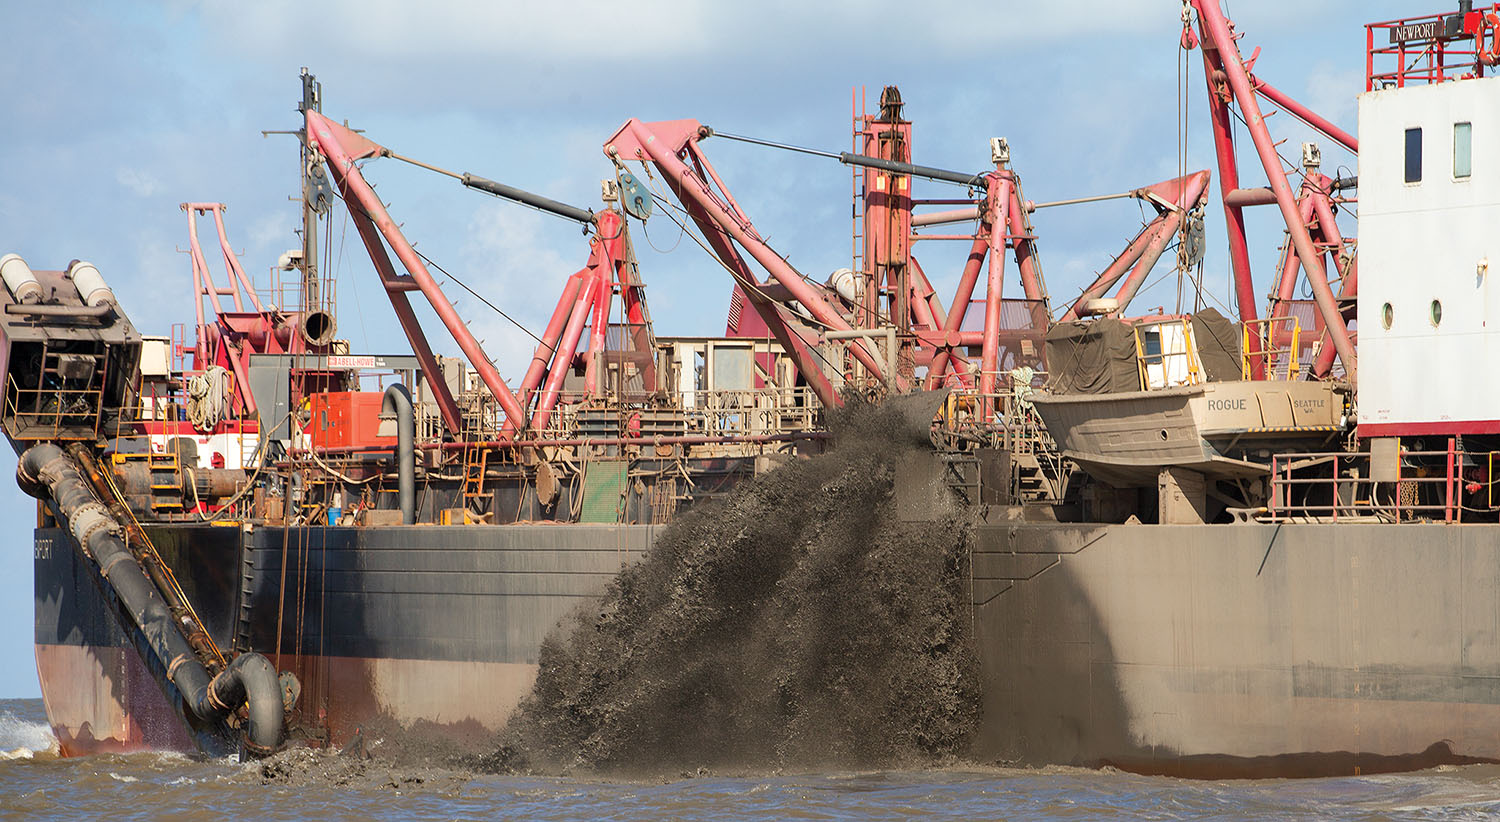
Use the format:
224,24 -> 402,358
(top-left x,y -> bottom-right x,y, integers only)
10,700 -> 1500,821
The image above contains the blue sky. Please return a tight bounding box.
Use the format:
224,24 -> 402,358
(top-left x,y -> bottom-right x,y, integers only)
0,1 -> 1417,697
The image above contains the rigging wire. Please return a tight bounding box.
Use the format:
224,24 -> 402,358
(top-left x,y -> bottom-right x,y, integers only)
640,189 -> 846,377
637,161 -> 909,333
328,184 -> 550,352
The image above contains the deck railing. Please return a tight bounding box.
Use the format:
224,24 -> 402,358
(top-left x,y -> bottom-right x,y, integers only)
1267,443 -> 1462,522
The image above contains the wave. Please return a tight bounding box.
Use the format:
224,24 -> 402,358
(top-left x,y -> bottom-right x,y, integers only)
0,709 -> 58,758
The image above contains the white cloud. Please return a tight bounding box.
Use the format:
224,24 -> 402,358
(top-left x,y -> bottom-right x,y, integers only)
116,166 -> 162,197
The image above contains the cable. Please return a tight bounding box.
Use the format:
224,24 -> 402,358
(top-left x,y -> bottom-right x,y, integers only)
329,184 -> 550,352
412,247 -> 547,349
642,190 -> 845,378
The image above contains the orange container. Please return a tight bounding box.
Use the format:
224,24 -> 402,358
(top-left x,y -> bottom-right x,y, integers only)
306,392 -> 396,450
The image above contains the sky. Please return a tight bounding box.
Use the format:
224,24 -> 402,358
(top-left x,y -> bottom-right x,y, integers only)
0,0 -> 1422,698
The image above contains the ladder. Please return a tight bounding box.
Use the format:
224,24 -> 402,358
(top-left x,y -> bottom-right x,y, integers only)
147,450 -> 184,512
851,87 -> 866,318
460,442 -> 489,512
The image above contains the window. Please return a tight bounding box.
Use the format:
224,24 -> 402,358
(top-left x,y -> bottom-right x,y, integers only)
1431,300 -> 1443,327
1382,302 -> 1393,330
1405,127 -> 1423,183
1455,122 -> 1472,179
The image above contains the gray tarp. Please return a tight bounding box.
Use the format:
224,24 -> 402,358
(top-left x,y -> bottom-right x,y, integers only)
1044,308 -> 1244,395
1044,318 -> 1140,395
1190,307 -> 1242,383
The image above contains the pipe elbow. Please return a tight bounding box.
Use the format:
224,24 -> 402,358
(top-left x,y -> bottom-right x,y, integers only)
382,383 -> 416,525
205,652 -> 284,757
17,444 -> 65,499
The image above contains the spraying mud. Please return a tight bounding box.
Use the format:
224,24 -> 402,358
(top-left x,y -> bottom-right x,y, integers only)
489,396 -> 981,776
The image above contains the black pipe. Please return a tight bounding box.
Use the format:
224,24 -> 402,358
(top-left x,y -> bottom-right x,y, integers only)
705,128 -> 988,188
460,174 -> 595,225
18,444 -> 283,756
835,152 -> 988,187
381,383 -> 415,524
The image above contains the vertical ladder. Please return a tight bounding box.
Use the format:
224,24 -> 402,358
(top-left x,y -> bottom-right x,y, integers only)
851,87 -> 866,319
460,442 -> 489,512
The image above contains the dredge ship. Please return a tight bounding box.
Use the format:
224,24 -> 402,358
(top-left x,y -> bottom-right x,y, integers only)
12,1 -> 1500,776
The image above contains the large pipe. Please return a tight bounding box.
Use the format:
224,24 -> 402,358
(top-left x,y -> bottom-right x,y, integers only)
18,444 -> 283,756
530,271 -> 599,430
1198,32 -> 1264,376
297,429 -> 830,457
4,303 -> 112,318
382,383 -> 416,524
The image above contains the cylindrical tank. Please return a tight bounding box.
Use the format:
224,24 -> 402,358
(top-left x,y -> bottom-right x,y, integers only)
0,253 -> 43,304
66,260 -> 116,307
828,267 -> 858,304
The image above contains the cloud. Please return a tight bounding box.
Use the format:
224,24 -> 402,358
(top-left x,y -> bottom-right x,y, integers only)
116,167 -> 163,197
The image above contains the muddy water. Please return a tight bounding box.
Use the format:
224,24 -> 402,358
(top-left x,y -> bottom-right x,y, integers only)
9,699 -> 1500,821
496,398 -> 979,775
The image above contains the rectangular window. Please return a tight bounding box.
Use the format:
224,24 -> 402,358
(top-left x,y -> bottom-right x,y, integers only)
1405,127 -> 1423,183
1455,122 -> 1472,178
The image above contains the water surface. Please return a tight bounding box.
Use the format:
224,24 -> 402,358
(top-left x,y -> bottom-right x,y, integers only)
6,699 -> 1500,821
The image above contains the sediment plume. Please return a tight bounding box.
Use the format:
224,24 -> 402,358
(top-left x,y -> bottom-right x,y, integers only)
491,396 -> 980,775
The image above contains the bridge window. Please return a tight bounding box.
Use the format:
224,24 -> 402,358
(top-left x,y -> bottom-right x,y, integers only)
1405,127 -> 1422,183
1455,122 -> 1472,179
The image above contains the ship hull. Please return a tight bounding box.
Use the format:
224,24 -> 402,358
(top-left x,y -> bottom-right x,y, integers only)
34,521 -> 655,755
973,521 -> 1500,777
35,517 -> 1500,776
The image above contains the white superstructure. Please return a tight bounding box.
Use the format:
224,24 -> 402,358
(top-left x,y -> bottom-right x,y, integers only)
1358,75 -> 1500,434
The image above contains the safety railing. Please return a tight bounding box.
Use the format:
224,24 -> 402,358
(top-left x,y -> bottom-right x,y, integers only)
1366,8 -> 1497,91
937,382 -> 1055,454
1266,443 -> 1462,522
1242,315 -> 1302,381
2,346 -> 110,441
439,384 -> 825,446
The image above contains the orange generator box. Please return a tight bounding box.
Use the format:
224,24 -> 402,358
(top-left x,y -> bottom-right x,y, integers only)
306,392 -> 397,450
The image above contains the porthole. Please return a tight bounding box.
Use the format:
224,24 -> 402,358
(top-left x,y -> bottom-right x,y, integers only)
1382,302 -> 1393,329
1431,300 -> 1443,327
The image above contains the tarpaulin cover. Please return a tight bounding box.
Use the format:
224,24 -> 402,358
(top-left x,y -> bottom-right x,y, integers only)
1044,308 -> 1243,395
1044,318 -> 1139,395
1189,307 -> 1242,383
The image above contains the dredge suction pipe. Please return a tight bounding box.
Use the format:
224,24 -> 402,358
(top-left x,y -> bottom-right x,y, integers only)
18,444 -> 284,756
381,383 -> 416,525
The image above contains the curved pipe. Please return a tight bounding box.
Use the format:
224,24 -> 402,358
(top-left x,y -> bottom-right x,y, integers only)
18,444 -> 283,755
4,303 -> 113,319
382,383 -> 415,524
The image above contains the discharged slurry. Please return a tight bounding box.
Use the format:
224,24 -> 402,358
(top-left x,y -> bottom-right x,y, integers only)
492,398 -> 980,775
